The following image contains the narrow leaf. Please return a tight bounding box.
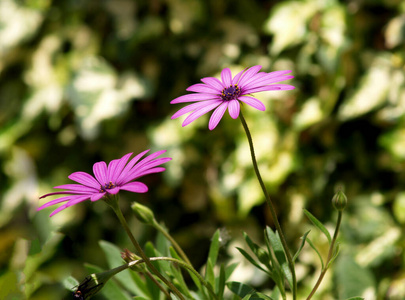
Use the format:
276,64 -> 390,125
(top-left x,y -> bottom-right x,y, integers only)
293,230 -> 311,262
216,264 -> 226,299
265,227 -> 293,289
208,229 -> 221,266
226,281 -> 255,298
306,237 -> 324,269
327,242 -> 341,268
236,247 -> 271,275
303,209 -> 331,244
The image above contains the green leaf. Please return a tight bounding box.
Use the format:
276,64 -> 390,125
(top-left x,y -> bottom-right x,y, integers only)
236,247 -> 271,275
327,242 -> 341,268
224,263 -> 239,281
216,264 -> 226,299
265,227 -> 293,289
303,209 -> 332,244
226,281 -> 255,298
254,292 -> 275,300
345,297 -> 365,300
306,237 -> 324,269
205,259 -> 215,292
99,240 -> 145,296
293,230 -> 311,262
208,229 -> 221,266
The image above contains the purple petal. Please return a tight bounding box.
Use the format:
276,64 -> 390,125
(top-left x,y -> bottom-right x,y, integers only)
253,75 -> 294,86
68,172 -> 99,188
110,153 -> 133,181
238,96 -> 266,111
243,84 -> 295,94
228,100 -> 240,119
125,165 -> 168,182
116,150 -> 150,184
106,187 -> 120,195
201,77 -> 225,90
182,101 -> 222,127
171,93 -> 220,104
171,100 -> 222,119
208,102 -> 228,130
90,192 -> 105,201
221,68 -> 232,87
232,68 -> 246,85
49,195 -> 90,217
266,70 -> 293,78
186,83 -> 220,94
238,65 -> 262,86
120,181 -> 148,193
93,161 -> 107,185
53,184 -> 99,193
37,195 -> 84,210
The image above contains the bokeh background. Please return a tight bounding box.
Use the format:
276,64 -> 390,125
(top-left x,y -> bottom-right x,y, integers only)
1,0 -> 405,299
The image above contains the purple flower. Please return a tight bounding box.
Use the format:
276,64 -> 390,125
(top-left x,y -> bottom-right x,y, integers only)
170,65 -> 295,130
38,150 -> 171,217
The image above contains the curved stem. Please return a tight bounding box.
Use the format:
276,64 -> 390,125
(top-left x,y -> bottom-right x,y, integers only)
106,197 -> 185,300
125,257 -> 219,300
239,111 -> 297,299
306,211 -> 343,300
152,220 -> 193,266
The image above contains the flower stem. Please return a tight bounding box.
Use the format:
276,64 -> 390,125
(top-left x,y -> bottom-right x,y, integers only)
239,111 -> 297,299
106,196 -> 185,300
306,211 -> 343,300
127,257 -> 219,300
152,220 -> 193,266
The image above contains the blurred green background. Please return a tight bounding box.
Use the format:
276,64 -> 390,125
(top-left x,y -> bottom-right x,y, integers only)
1,0 -> 405,299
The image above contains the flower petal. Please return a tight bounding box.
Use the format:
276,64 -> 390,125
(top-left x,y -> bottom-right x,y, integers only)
116,150 -> 150,184
49,195 -> 91,217
221,68 -> 232,87
208,102 -> 228,130
90,192 -> 105,201
186,83 -> 219,94
68,172 -> 99,188
228,99 -> 240,119
171,93 -> 220,104
93,161 -> 107,185
232,68 -> 246,85
53,184 -> 99,193
120,182 -> 148,193
37,195 -> 83,210
238,65 -> 262,86
182,101 -> 222,127
238,96 -> 266,111
110,153 -> 133,181
201,77 -> 225,91
171,100 -> 222,119
243,84 -> 295,94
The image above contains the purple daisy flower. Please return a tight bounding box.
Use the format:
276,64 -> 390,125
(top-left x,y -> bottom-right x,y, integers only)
37,150 -> 171,216
170,65 -> 295,130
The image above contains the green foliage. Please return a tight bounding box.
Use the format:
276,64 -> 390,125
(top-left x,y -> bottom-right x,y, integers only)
1,0 -> 405,298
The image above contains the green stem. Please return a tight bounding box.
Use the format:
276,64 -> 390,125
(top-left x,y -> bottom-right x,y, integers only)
152,220 -> 193,266
306,211 -> 343,300
126,257 -> 219,300
239,111 -> 297,299
106,196 -> 185,300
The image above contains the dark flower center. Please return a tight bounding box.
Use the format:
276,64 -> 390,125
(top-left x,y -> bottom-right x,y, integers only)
221,84 -> 241,101
100,181 -> 115,192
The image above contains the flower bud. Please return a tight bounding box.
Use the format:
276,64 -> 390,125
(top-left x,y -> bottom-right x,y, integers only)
131,202 -> 155,225
332,190 -> 347,211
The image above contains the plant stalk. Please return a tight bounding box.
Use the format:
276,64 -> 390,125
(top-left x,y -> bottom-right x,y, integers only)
306,211 -> 343,300
106,196 -> 185,300
239,111 -> 297,299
